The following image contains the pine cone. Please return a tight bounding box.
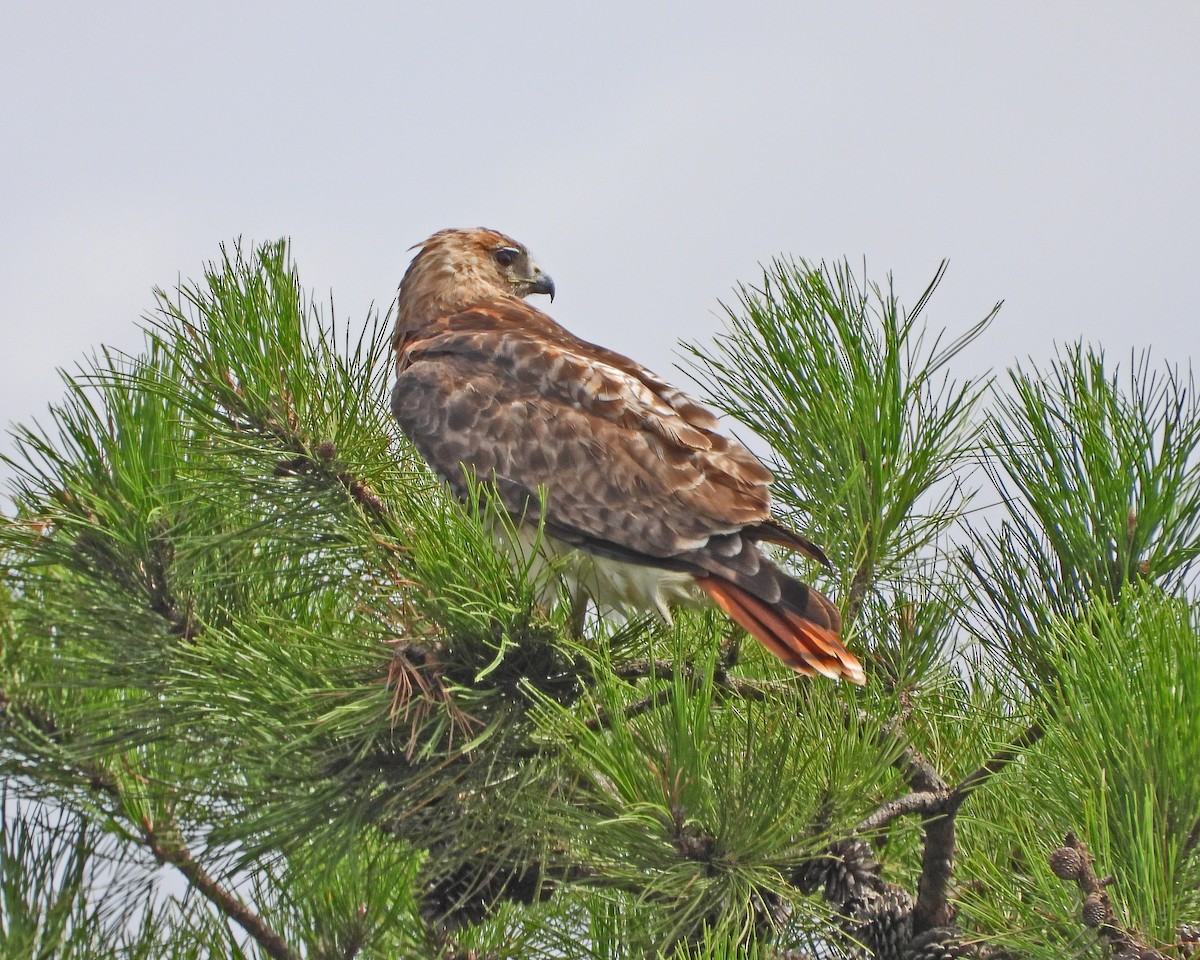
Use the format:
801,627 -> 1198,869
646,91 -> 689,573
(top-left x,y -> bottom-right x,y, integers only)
903,927 -> 974,960
1049,846 -> 1084,880
856,887 -> 915,960
1081,892 -> 1109,928
799,839 -> 881,908
421,858 -> 545,929
1179,923 -> 1200,957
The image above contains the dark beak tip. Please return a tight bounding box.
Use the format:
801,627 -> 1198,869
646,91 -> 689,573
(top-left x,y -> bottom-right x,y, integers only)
532,273 -> 555,301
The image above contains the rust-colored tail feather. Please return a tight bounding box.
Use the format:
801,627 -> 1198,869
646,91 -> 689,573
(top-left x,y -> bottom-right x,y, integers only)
698,577 -> 866,685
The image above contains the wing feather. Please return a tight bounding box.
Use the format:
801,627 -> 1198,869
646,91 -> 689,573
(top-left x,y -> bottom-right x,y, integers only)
395,304 -> 774,560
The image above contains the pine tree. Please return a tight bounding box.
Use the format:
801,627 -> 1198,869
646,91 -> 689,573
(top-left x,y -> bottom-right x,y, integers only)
2,241 -> 1199,959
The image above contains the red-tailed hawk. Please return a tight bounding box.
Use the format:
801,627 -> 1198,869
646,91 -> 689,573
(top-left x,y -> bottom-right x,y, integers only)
391,228 -> 865,684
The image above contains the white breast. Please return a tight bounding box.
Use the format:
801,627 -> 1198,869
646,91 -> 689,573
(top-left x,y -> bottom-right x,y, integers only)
495,522 -> 707,620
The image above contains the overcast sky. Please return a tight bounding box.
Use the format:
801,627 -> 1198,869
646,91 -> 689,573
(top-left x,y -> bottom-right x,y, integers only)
2,2 -> 1198,486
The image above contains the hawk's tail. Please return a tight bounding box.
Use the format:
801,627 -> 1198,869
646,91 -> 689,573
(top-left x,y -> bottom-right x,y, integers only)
697,576 -> 866,685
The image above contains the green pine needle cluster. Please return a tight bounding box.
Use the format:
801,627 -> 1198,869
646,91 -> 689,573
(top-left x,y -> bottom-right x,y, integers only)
2,242 -> 1198,959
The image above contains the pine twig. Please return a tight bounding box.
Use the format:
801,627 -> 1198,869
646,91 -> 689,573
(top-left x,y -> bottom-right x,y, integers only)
897,742 -> 948,794
1049,831 -> 1160,960
954,720 -> 1044,798
222,373 -> 387,517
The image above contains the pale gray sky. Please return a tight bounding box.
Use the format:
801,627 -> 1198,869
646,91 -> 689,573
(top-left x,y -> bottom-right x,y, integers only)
3,2 -> 1198,475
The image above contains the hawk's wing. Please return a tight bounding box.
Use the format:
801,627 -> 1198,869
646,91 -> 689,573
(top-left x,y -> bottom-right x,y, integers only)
391,301 -> 773,562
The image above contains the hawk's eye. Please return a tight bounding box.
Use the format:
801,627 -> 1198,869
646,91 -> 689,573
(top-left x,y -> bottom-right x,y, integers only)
494,247 -> 521,267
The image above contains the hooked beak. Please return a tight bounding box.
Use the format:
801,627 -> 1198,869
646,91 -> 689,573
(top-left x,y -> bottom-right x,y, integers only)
528,272 -> 555,302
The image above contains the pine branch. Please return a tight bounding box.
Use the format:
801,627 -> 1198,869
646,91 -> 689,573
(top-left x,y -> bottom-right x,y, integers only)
895,741 -> 948,796
583,655 -> 789,736
844,555 -> 875,631
259,430 -> 387,518
583,688 -> 673,732
612,657 -> 784,701
142,814 -> 299,960
2,681 -> 299,960
854,790 -> 947,835
1182,816 -> 1200,863
861,716 -> 1045,933
912,799 -> 959,932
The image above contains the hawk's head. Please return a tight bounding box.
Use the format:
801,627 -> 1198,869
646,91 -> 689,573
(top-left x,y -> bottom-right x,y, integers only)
397,228 -> 554,333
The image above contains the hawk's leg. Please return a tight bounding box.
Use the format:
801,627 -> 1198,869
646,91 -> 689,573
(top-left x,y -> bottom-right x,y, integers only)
567,590 -> 591,639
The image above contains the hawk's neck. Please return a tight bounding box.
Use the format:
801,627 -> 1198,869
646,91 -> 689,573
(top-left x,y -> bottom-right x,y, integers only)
395,259 -> 520,341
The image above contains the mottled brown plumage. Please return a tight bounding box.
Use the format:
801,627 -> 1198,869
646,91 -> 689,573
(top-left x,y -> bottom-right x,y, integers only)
391,227 -> 865,684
